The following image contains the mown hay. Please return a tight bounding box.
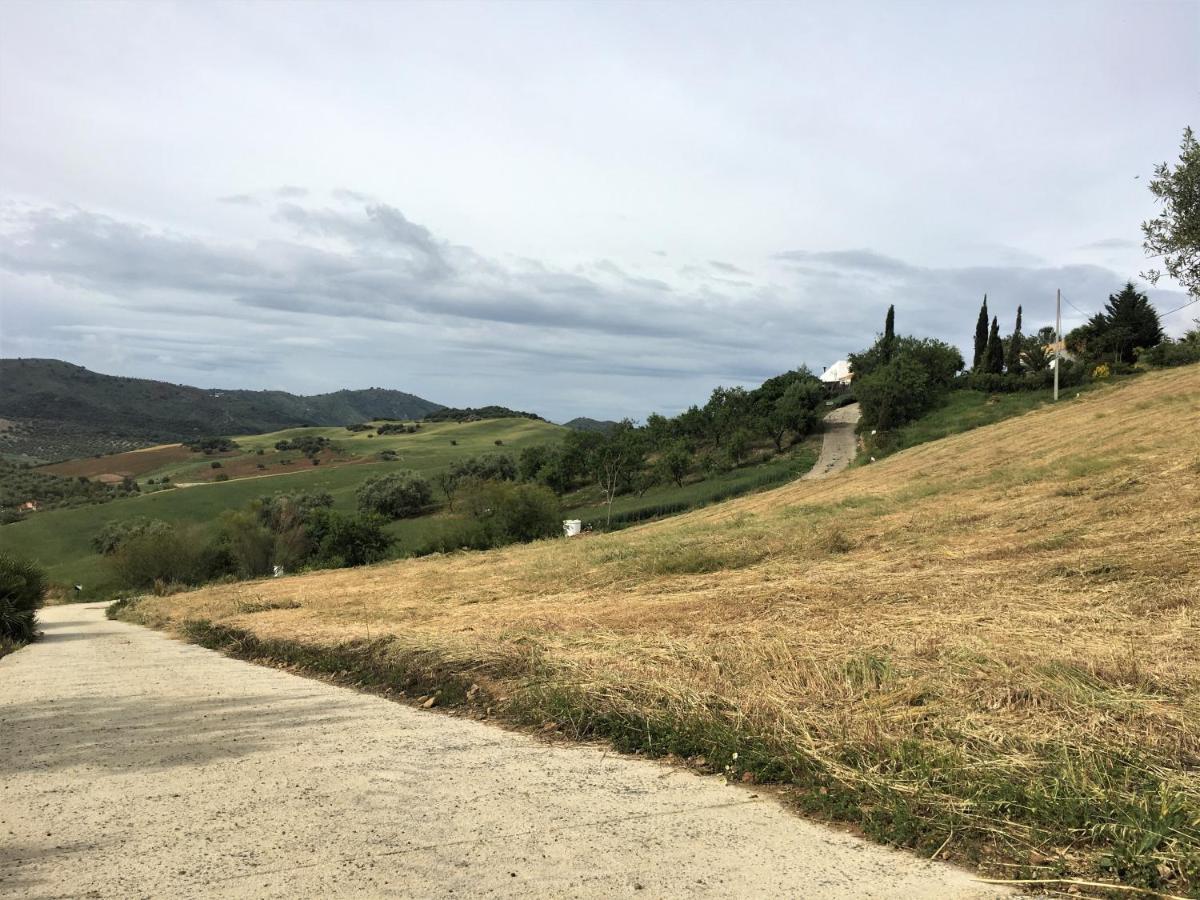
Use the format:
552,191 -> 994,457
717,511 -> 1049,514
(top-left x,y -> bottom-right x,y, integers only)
124,365 -> 1200,893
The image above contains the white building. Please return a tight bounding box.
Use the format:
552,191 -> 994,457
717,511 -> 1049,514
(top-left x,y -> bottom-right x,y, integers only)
819,359 -> 854,386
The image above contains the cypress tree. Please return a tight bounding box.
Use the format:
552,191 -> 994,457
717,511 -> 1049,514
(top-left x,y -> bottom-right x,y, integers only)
986,316 -> 1005,374
972,295 -> 989,370
882,305 -> 895,362
1005,305 -> 1024,374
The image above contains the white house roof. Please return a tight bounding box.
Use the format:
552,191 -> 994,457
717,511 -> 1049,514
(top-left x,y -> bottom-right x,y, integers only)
820,359 -> 853,383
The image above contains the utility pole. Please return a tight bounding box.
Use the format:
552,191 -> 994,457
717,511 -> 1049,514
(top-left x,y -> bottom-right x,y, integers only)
1054,288 -> 1061,402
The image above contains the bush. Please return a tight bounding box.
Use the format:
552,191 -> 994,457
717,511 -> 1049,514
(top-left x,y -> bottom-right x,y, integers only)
214,472 -> 230,481
91,517 -> 171,555
453,454 -> 517,482
356,471 -> 433,519
186,436 -> 238,454
1142,334 -> 1200,368
210,461 -> 222,469
274,435 -> 330,456
111,524 -> 210,589
0,554 -> 46,643
856,356 -> 932,430
459,480 -> 562,544
306,510 -> 393,567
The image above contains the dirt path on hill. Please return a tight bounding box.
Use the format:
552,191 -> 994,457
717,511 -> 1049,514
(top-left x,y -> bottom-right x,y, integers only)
0,604 -> 1008,899
803,403 -> 861,481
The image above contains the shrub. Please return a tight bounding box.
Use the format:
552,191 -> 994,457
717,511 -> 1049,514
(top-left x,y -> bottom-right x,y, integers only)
452,454 -> 517,482
210,461 -> 222,469
274,435 -> 330,456
213,510 -> 276,578
459,480 -> 562,544
0,554 -> 46,643
493,483 -> 561,542
1142,333 -> 1200,368
356,471 -> 433,519
111,525 -> 209,589
91,517 -> 171,555
214,472 -> 230,481
856,356 -> 933,430
494,439 -> 503,446
306,510 -> 393,567
186,436 -> 238,454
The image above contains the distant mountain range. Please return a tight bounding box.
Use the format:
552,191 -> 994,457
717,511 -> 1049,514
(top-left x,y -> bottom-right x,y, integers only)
0,359 -> 445,463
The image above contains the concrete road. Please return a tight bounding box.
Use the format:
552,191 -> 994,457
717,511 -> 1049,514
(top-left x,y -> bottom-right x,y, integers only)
1,604 -> 1006,899
804,403 -> 861,481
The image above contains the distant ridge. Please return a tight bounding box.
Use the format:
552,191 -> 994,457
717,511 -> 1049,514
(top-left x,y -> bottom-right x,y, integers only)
562,417 -> 618,432
0,358 -> 444,462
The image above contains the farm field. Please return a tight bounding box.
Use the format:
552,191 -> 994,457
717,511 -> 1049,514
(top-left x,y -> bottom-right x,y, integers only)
2,418 -> 566,596
4,417 -> 821,595
120,364 -> 1200,894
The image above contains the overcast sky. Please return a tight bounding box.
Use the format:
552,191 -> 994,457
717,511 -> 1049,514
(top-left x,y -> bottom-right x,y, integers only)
1,1 -> 1196,421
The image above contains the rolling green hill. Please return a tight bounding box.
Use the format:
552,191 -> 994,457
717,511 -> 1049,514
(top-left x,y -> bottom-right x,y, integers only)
1,417 -> 565,596
0,359 -> 444,462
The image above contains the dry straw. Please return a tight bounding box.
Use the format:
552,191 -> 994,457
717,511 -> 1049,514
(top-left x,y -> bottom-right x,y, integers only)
129,365 -> 1200,892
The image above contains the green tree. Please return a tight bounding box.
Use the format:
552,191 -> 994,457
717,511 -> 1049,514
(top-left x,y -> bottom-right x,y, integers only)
703,386 -> 751,448
770,379 -> 824,449
1068,282 -> 1163,364
586,420 -> 646,526
356,471 -> 433,519
972,295 -> 989,370
435,469 -> 461,511
1005,305 -> 1024,375
882,305 -> 896,363
985,316 -> 1005,374
856,356 -> 931,431
1143,126 -> 1200,296
656,442 -> 691,488
727,427 -> 752,466
517,445 -> 552,482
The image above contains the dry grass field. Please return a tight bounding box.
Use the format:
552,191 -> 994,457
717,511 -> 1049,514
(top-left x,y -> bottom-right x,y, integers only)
39,443 -> 196,479
122,365 -> 1200,894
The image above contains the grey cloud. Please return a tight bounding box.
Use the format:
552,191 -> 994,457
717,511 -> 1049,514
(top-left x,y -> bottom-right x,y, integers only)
276,185 -> 309,198
3,202 -> 1187,420
710,260 -> 749,275
331,188 -> 374,203
1079,237 -> 1139,251
218,193 -> 258,205
774,249 -> 916,277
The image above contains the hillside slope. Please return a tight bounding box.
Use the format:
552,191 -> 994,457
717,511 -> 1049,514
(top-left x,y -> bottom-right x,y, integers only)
0,358 -> 444,461
123,365 -> 1200,892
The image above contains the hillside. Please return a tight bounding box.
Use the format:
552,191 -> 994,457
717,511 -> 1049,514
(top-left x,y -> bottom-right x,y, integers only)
120,364 -> 1200,893
0,359 -> 444,461
1,417 -> 568,594
562,416 -> 618,432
